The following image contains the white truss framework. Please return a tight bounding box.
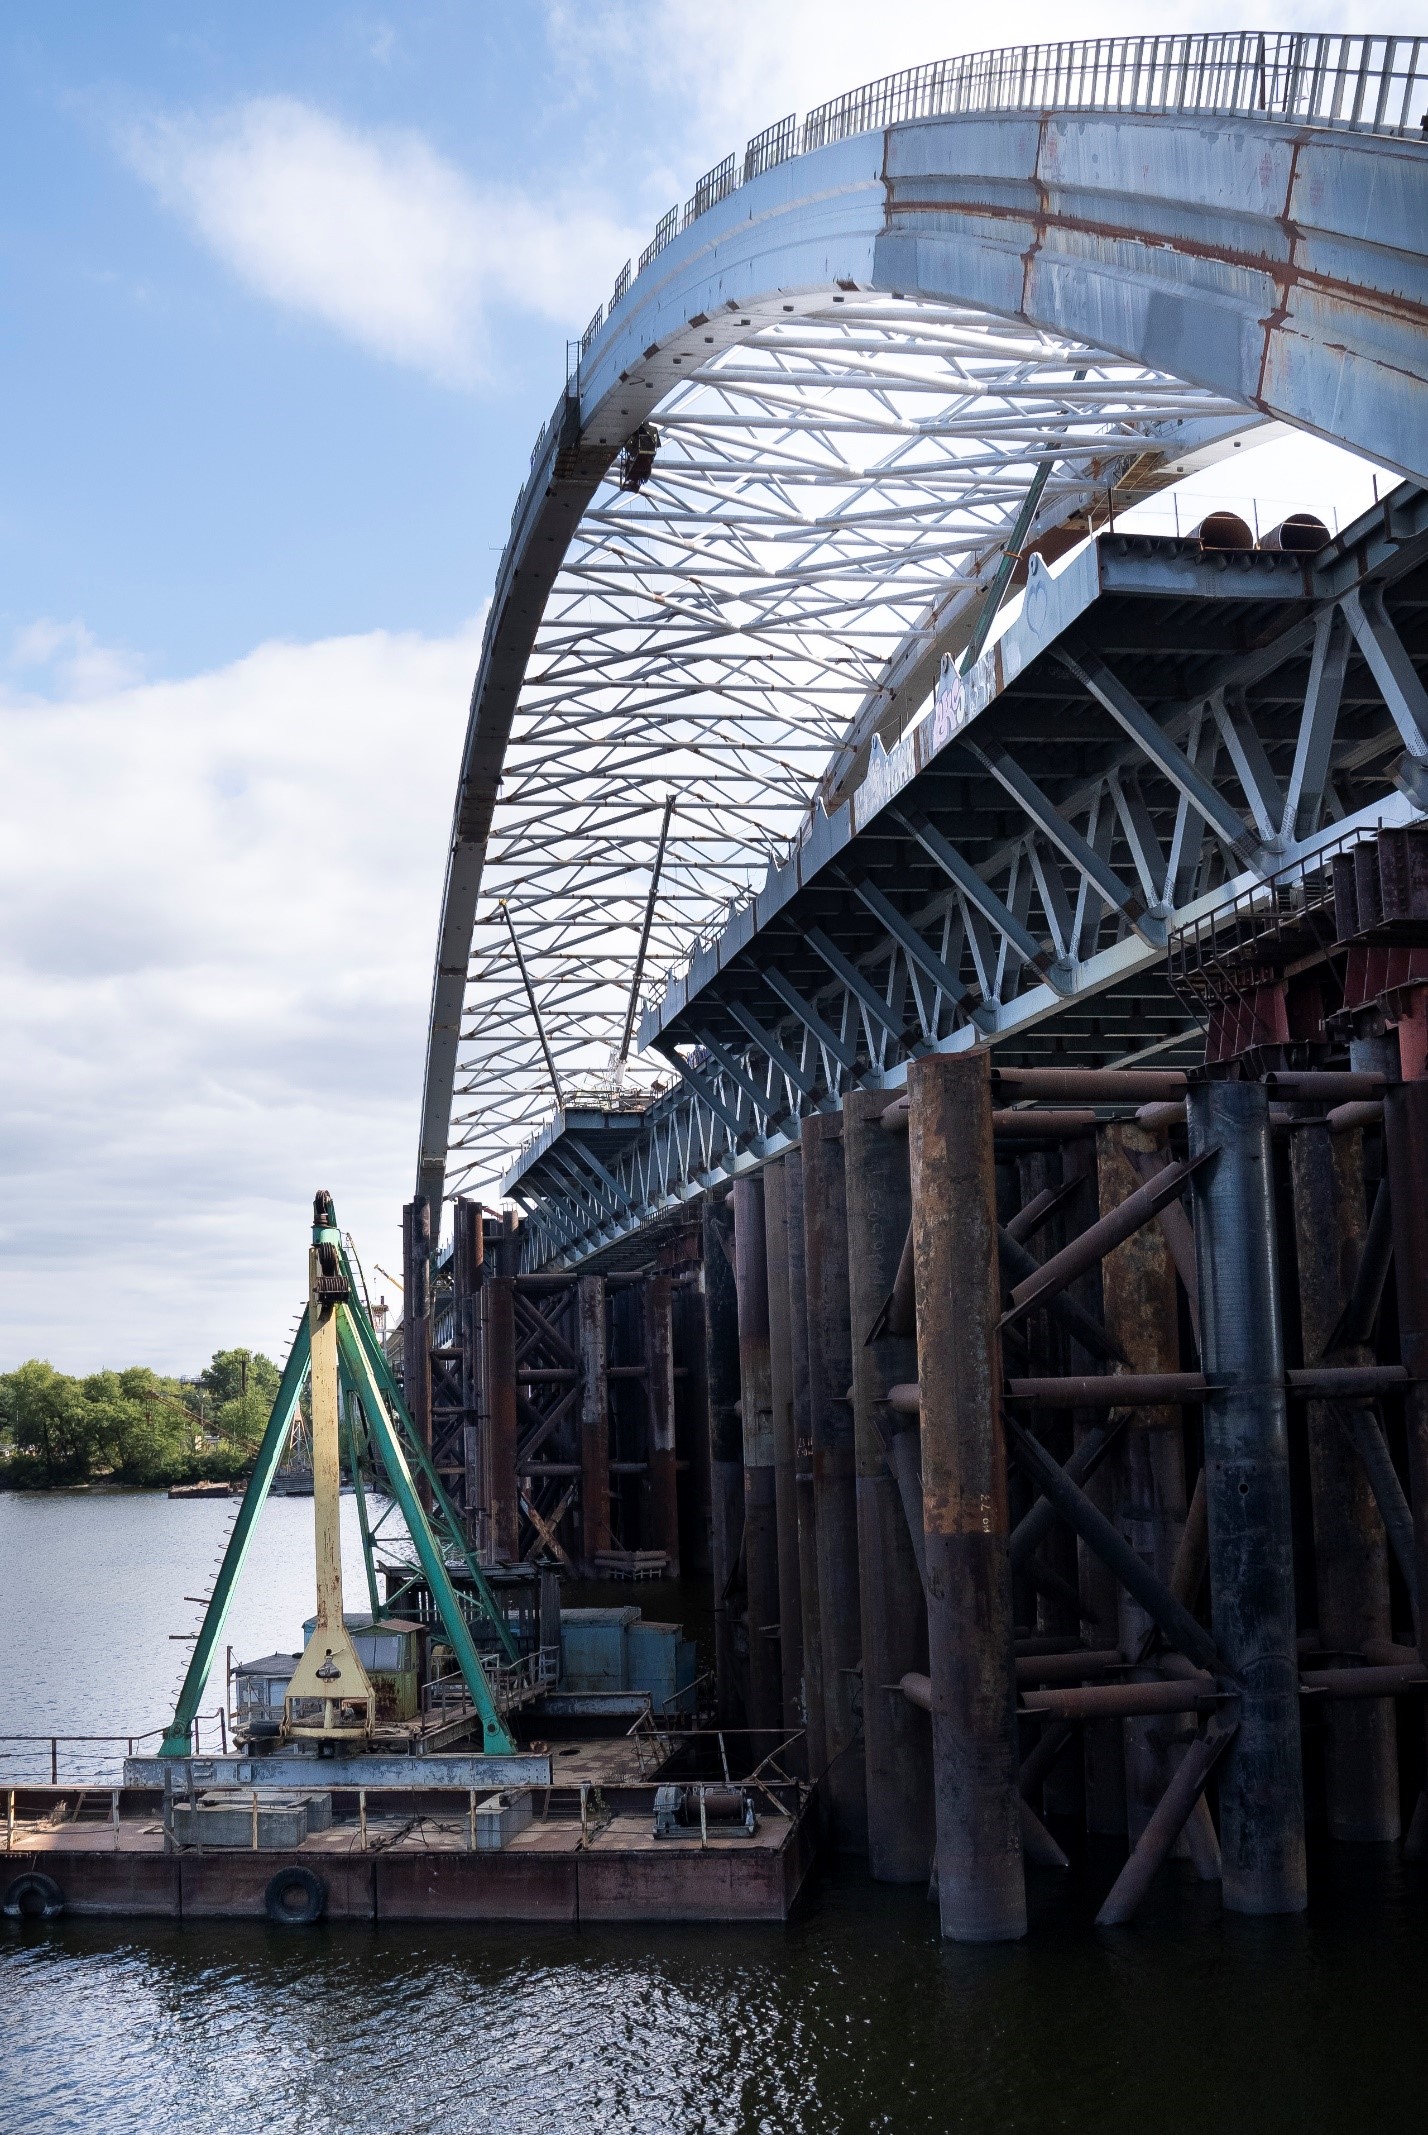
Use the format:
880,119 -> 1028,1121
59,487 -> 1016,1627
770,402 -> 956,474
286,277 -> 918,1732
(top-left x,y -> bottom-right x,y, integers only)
446,297 -> 1248,1200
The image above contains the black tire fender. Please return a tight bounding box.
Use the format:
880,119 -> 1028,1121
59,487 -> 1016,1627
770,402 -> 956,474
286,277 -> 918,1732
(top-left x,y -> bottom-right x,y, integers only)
3,1871 -> 64,1920
263,1865 -> 327,1925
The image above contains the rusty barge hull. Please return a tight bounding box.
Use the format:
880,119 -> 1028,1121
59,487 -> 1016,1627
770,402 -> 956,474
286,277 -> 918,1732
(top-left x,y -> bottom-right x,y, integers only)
3,1787 -> 815,1926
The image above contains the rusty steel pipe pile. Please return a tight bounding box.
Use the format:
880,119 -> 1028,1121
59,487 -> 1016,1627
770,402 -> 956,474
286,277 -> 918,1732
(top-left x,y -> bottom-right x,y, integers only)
618,1039 -> 1428,1946
446,1026 -> 1428,1945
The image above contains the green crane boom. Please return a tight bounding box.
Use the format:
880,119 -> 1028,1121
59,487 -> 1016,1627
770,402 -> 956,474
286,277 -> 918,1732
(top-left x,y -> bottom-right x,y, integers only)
160,1197 -> 518,1758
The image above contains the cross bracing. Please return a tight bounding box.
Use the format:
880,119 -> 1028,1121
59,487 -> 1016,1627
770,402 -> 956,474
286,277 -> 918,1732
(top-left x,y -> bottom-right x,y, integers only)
506,488 -> 1428,1268
446,301 -> 1250,1204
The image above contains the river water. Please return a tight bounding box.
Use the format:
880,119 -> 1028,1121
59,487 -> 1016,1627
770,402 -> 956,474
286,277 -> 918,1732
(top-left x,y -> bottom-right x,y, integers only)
3,1491 -> 1428,2133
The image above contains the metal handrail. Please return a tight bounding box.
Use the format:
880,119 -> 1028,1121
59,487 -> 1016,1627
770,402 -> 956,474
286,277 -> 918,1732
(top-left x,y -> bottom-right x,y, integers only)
0,1709 -> 229,1784
802,32 -> 1427,149
610,33 -> 1427,324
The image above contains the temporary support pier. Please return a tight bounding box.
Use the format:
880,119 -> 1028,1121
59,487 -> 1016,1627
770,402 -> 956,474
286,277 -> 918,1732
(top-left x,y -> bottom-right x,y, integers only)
482,483 -> 1428,1941
409,1187 -> 707,1583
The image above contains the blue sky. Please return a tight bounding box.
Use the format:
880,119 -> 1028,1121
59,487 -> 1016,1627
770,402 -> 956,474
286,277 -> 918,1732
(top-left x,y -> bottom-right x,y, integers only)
1,7 -> 637,675
0,1 -> 1403,1372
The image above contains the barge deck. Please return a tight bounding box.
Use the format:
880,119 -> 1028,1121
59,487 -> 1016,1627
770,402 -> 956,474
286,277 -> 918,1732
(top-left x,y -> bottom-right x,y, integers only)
3,1782 -> 815,1925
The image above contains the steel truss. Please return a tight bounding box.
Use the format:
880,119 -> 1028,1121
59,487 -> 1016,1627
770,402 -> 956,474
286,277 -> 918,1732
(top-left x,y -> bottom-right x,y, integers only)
448,298 -> 1248,1205
508,488 -> 1428,1267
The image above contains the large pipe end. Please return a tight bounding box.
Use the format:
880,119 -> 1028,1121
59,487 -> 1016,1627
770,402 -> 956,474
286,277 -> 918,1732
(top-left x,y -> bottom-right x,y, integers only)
1193,511 -> 1254,553
1258,512 -> 1330,554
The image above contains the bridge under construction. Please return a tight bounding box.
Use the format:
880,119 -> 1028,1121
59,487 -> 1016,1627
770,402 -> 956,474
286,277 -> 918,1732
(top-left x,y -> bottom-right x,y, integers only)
15,32 -> 1428,1943
383,33 -> 1428,1939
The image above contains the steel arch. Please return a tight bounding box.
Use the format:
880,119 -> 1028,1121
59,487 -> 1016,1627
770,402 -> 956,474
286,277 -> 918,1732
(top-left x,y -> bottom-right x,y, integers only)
419,38 -> 1428,1232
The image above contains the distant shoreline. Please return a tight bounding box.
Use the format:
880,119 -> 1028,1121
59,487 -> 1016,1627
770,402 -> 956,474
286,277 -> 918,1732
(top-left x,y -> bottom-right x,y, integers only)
0,1476 -> 339,1499
0,1478 -> 177,1496
0,1474 -> 262,1497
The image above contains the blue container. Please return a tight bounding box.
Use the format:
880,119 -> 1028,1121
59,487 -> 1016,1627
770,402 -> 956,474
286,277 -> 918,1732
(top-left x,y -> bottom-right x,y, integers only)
559,1607 -> 639,1691
625,1620 -> 699,1716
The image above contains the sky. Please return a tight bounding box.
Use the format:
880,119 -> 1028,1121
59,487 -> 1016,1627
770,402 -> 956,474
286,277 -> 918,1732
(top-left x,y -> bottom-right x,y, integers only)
0,1 -> 1409,1375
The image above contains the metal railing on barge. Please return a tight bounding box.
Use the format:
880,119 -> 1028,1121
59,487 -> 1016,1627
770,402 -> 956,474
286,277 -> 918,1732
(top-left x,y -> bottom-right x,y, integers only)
0,1709 -> 231,1786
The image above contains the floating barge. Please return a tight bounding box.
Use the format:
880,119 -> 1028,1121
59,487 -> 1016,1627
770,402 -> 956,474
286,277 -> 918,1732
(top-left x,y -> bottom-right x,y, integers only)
2,1772 -> 813,1925
0,1198 -> 816,1932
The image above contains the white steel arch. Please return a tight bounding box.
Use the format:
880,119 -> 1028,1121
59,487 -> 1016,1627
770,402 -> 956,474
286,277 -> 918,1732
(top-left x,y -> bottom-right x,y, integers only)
450,306 -> 1248,1203
420,34 -> 1428,1229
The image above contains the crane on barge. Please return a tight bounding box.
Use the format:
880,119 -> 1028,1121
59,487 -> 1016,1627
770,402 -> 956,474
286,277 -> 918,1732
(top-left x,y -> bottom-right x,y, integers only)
159,1192 -> 522,1761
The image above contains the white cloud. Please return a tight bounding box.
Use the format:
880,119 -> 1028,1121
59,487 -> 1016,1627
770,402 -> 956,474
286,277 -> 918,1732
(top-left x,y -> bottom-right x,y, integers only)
547,1 -> 1178,155
124,97 -> 641,385
0,618 -> 483,1374
8,617 -> 144,700
546,2 -> 1402,191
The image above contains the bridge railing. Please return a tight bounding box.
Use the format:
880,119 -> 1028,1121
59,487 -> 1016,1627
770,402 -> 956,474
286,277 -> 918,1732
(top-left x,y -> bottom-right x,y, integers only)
802,32 -> 1428,150
593,33 -> 1427,342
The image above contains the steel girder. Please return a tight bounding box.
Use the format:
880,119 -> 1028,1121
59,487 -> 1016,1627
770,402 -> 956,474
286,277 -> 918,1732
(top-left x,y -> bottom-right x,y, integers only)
419,39 -> 1428,1238
506,487 -> 1428,1266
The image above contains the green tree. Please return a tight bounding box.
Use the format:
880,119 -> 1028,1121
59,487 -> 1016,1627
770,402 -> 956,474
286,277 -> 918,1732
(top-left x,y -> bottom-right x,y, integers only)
82,1368 -> 196,1488
0,1347 -> 283,1489
0,1361 -> 99,1486
200,1348 -> 280,1449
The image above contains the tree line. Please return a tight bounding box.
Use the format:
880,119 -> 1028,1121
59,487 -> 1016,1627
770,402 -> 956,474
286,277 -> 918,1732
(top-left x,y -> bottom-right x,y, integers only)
0,1348 -> 283,1490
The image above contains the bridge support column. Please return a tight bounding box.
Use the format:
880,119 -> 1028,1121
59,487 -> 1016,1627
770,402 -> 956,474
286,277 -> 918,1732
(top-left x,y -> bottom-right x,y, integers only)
672,1272 -> 712,1579
451,1197 -> 484,1546
1013,1149 -> 1078,1812
1290,1118 -> 1399,1841
401,1197 -> 433,1510
1047,1139 -> 1127,1840
803,1113 -> 867,1851
1096,1121 -> 1192,1849
646,1274 -> 680,1577
845,1089 -> 935,1883
1188,1081 -> 1306,1915
483,1274 -> 520,1565
908,1052 -> 1024,1942
762,1158 -> 805,1743
733,1175 -> 782,1737
578,1276 -> 610,1571
785,1144 -> 825,1777
1383,1076 -> 1428,1853
702,1195 -> 746,1724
